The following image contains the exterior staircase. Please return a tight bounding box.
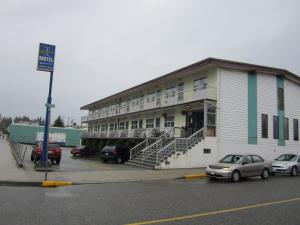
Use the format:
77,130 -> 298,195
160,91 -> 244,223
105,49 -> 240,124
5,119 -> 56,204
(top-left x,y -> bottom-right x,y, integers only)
127,128 -> 204,169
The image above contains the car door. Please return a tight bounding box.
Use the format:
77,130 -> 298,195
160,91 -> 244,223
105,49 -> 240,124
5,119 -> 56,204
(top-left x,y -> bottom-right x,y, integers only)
239,155 -> 254,177
251,155 -> 265,176
297,155 -> 300,170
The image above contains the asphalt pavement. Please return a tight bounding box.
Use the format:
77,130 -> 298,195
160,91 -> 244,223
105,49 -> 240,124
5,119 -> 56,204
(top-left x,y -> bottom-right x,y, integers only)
0,175 -> 300,225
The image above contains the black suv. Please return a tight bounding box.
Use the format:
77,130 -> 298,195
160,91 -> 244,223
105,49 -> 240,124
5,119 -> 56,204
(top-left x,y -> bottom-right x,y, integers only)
101,145 -> 130,164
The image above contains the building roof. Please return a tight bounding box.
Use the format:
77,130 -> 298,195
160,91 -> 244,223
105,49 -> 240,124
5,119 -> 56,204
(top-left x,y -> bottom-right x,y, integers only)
81,57 -> 300,110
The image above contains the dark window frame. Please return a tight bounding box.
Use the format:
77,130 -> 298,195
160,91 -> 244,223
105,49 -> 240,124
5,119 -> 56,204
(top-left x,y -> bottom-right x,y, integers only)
261,114 -> 268,138
284,117 -> 289,140
273,116 -> 279,139
294,119 -> 299,141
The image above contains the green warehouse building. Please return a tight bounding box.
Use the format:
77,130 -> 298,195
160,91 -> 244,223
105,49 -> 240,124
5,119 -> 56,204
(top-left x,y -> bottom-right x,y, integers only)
8,124 -> 84,146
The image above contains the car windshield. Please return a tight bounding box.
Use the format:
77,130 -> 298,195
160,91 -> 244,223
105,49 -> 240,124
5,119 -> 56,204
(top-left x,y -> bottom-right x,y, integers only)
102,146 -> 116,152
275,154 -> 297,161
219,155 -> 244,164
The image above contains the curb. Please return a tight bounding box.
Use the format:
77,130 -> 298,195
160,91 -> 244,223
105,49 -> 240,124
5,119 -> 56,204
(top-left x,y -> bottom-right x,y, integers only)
181,173 -> 207,180
41,181 -> 73,187
0,181 -> 42,187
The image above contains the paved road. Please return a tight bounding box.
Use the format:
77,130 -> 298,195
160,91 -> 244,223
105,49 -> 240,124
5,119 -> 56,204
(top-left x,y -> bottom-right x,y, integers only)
1,175 -> 300,225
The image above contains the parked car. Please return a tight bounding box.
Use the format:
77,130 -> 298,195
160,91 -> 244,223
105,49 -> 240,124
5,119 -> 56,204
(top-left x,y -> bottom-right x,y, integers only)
31,143 -> 62,164
100,145 -> 130,164
272,154 -> 300,176
205,154 -> 272,182
70,146 -> 98,157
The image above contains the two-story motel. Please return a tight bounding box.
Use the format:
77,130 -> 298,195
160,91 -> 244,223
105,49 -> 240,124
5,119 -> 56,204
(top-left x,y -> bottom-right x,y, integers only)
80,58 -> 300,169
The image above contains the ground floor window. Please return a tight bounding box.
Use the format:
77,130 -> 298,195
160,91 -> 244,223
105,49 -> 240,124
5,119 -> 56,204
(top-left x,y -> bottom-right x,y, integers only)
119,122 -> 125,130
294,119 -> 299,141
261,114 -> 268,138
146,119 -> 154,128
284,118 -> 289,140
131,121 -> 138,129
155,118 -> 161,128
206,103 -> 216,136
164,116 -> 175,127
273,116 -> 279,139
139,120 -> 143,129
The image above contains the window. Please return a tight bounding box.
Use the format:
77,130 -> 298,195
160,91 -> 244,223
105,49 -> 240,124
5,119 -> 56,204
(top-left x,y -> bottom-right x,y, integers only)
273,116 -> 279,139
164,116 -> 175,127
146,93 -> 155,103
146,119 -> 154,128
243,156 -> 253,164
139,120 -> 143,129
252,155 -> 264,163
193,77 -> 207,91
207,103 -> 216,136
165,87 -> 176,99
177,83 -> 184,101
100,124 -> 106,131
131,121 -> 138,129
261,114 -> 268,138
155,118 -> 161,128
109,123 -> 114,131
277,88 -> 284,110
284,118 -> 289,140
156,90 -> 161,106
294,119 -> 299,141
119,122 -> 125,130
125,121 -> 129,130
139,96 -> 144,110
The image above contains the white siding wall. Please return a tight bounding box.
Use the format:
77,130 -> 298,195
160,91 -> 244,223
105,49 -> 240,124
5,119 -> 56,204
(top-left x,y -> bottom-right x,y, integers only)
219,68 -> 248,144
285,79 -> 300,147
257,73 -> 277,146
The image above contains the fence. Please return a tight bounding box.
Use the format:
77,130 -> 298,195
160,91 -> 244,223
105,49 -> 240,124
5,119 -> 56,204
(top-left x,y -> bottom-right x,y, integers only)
9,140 -> 27,167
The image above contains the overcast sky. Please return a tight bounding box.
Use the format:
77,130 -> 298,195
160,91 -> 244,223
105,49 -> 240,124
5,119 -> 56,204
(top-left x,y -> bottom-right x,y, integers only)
1,0 -> 300,124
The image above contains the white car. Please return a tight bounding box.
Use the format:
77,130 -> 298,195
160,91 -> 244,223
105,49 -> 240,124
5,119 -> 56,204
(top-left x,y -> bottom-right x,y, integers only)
272,154 -> 300,176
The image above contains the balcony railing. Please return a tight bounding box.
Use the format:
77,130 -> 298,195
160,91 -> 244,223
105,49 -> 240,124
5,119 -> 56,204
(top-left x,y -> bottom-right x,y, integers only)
81,87 -> 215,123
81,128 -> 163,139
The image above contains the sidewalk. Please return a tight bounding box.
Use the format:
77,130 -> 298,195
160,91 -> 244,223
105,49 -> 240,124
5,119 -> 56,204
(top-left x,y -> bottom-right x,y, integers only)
0,139 -> 205,184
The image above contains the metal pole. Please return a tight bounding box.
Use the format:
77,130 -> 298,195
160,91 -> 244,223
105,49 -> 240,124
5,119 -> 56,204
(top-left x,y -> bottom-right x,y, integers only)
41,71 -> 54,181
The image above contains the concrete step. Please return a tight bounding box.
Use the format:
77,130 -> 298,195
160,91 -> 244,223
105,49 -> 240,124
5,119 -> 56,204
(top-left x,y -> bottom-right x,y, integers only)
129,159 -> 156,167
126,161 -> 154,169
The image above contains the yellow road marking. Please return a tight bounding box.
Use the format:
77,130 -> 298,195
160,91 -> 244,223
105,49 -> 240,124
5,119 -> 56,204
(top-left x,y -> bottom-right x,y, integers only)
125,197 -> 300,225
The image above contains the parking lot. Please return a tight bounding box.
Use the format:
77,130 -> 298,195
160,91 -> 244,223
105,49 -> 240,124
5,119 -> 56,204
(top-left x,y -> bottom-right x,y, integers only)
22,145 -> 142,172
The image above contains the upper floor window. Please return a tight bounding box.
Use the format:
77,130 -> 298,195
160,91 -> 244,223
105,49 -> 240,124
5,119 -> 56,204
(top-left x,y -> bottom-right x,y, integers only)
294,119 -> 299,141
165,86 -> 176,99
155,118 -> 161,128
193,77 -> 207,92
146,93 -> 155,103
109,123 -> 114,131
164,116 -> 175,127
177,83 -> 184,101
277,88 -> 284,110
139,120 -> 143,129
156,90 -> 161,106
100,124 -> 106,131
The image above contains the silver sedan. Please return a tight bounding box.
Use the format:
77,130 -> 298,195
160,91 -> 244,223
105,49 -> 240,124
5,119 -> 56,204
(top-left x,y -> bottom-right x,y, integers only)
272,154 -> 300,176
206,154 -> 272,182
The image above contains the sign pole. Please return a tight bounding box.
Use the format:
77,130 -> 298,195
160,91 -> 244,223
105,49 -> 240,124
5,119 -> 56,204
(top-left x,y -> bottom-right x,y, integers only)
41,71 -> 54,180
36,43 -> 56,181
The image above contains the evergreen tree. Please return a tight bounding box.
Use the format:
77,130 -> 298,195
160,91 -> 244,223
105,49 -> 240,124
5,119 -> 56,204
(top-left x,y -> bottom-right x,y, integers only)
53,116 -> 65,127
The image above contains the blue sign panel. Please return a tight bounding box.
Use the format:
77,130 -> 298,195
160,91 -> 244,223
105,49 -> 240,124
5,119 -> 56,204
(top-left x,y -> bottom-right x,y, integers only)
37,43 -> 56,71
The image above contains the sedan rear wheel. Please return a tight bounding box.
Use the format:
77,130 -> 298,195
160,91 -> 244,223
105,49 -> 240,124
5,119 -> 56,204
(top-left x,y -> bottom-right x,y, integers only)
231,170 -> 240,182
290,166 -> 298,176
261,168 -> 269,179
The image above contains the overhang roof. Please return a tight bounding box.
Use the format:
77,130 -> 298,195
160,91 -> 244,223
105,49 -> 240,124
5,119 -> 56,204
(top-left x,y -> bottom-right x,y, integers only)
81,57 -> 300,110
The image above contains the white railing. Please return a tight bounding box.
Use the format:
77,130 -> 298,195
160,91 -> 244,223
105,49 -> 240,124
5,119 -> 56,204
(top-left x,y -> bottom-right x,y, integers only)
81,88 -> 216,123
140,128 -> 175,161
130,138 -> 157,160
156,128 -> 204,165
81,128 -> 162,139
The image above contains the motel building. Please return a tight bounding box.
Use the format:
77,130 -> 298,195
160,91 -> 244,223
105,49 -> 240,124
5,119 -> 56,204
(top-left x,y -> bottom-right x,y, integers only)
80,58 -> 300,169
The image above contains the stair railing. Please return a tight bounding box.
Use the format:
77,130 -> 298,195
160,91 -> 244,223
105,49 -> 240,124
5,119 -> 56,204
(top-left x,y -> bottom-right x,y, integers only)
156,128 -> 204,165
141,128 -> 175,160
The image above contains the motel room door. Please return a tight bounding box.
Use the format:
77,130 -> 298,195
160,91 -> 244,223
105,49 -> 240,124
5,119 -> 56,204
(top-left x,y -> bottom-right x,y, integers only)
186,110 -> 204,136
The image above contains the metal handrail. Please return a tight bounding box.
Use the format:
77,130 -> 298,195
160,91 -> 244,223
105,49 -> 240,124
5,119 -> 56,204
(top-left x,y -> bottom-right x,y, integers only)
141,128 -> 175,160
8,140 -> 27,167
130,139 -> 148,160
156,128 -> 204,165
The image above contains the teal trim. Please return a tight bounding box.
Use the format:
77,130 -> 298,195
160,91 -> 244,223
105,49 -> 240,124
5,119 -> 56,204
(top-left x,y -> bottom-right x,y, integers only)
277,76 -> 285,146
248,71 -> 257,144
